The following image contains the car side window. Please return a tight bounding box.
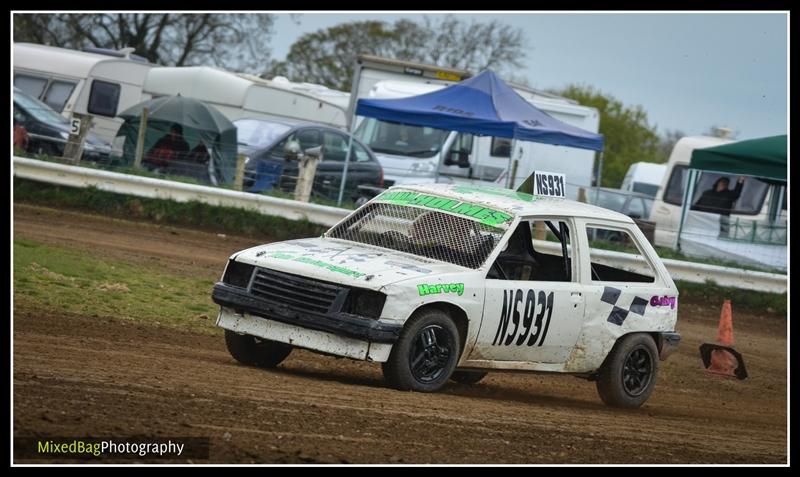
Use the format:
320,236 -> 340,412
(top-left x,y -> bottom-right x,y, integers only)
628,197 -> 646,219
585,225 -> 655,283
322,132 -> 371,162
488,219 -> 573,282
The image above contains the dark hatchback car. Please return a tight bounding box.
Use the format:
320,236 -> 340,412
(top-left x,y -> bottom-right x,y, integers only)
235,118 -> 383,201
13,87 -> 112,162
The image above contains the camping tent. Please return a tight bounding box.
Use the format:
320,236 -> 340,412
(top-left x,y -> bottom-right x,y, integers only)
677,134 -> 788,252
337,69 -> 605,204
115,95 -> 238,185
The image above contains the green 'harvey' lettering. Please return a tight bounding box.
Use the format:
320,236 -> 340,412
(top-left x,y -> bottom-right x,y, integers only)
417,282 -> 465,297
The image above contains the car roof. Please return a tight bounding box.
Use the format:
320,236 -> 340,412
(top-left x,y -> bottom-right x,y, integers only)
385,183 -> 635,224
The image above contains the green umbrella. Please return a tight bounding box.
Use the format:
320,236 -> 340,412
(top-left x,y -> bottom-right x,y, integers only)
116,95 -> 238,184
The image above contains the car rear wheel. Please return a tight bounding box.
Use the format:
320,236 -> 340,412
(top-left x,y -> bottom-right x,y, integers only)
382,308 -> 461,392
450,370 -> 488,385
595,333 -> 659,408
224,330 -> 293,368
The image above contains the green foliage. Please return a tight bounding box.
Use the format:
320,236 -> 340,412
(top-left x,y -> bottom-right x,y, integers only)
14,178 -> 326,241
675,280 -> 786,316
268,16 -> 527,91
556,84 -> 662,188
13,238 -> 221,334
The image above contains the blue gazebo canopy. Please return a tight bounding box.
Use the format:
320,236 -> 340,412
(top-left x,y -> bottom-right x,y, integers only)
355,70 -> 604,152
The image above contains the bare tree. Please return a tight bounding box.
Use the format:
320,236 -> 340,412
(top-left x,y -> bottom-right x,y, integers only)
13,13 -> 276,73
267,16 -> 528,91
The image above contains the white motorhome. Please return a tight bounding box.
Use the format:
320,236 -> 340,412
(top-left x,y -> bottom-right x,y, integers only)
648,136 -> 787,250
13,42 -> 155,144
143,67 -> 350,128
347,55 -> 601,200
621,162 -> 667,197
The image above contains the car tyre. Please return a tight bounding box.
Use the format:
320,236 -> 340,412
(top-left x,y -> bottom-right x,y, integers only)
224,329 -> 293,368
382,308 -> 461,392
595,333 -> 659,408
450,370 -> 488,385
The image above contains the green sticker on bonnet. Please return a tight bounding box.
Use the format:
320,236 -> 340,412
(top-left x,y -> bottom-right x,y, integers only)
377,191 -> 513,227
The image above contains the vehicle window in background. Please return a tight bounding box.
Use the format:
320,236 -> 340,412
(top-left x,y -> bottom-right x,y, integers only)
632,182 -> 660,197
14,74 -> 48,99
321,132 -> 371,162
88,80 -> 121,117
691,173 -> 769,215
355,118 -> 448,158
663,164 -> 688,206
295,129 -> 322,153
490,137 -> 512,157
14,90 -> 69,125
643,198 -> 654,217
595,190 -> 627,213
628,197 -> 646,218
234,119 -> 292,149
42,80 -> 76,112
664,165 -> 769,215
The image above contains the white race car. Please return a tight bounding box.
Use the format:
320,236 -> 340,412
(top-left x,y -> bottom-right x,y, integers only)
212,172 -> 681,408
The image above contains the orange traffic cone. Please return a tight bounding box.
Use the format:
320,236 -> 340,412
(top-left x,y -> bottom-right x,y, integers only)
699,299 -> 748,380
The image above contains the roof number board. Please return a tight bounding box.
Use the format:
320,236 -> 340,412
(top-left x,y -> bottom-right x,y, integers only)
533,171 -> 566,198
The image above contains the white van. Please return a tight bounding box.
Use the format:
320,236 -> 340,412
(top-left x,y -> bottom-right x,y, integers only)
648,136 -> 787,250
352,79 -> 601,200
13,42 -> 155,144
621,162 -> 667,197
143,66 -> 350,128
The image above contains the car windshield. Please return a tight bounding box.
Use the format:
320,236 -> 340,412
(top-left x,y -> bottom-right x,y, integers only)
355,118 -> 449,158
234,119 -> 292,149
327,200 -> 508,269
14,90 -> 69,125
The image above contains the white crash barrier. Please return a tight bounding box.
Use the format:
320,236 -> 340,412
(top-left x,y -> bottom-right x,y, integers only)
14,156 -> 787,294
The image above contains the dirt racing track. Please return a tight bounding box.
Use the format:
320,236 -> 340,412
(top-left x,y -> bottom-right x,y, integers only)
13,205 -> 787,464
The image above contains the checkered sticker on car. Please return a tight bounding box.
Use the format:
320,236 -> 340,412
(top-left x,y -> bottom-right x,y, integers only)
601,286 -> 649,326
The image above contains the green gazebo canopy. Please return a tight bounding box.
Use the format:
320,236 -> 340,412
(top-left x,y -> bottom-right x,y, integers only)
690,134 -> 787,183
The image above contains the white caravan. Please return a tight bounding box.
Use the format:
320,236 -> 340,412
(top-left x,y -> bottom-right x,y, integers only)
13,42 -> 155,144
648,135 -> 787,250
347,55 -> 601,200
621,162 -> 668,197
143,67 -> 350,128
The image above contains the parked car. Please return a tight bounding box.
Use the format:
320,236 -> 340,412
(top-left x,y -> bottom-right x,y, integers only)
585,187 -> 655,244
586,187 -> 654,219
13,87 -> 112,162
235,118 -> 383,201
212,172 -> 681,408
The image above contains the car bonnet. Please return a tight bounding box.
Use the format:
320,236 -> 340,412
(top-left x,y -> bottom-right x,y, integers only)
232,237 -> 463,290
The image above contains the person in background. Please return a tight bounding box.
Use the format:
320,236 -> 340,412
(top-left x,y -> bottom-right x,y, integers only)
144,123 -> 190,169
693,176 -> 745,237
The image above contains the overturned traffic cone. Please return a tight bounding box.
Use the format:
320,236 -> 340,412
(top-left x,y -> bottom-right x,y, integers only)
699,300 -> 748,380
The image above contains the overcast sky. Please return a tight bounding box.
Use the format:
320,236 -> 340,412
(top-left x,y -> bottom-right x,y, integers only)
270,12 -> 788,140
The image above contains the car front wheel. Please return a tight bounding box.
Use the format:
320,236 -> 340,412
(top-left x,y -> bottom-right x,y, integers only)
595,333 -> 659,408
224,330 -> 293,368
382,308 -> 461,392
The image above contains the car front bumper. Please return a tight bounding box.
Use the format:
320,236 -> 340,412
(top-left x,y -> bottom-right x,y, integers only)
211,282 -> 402,344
